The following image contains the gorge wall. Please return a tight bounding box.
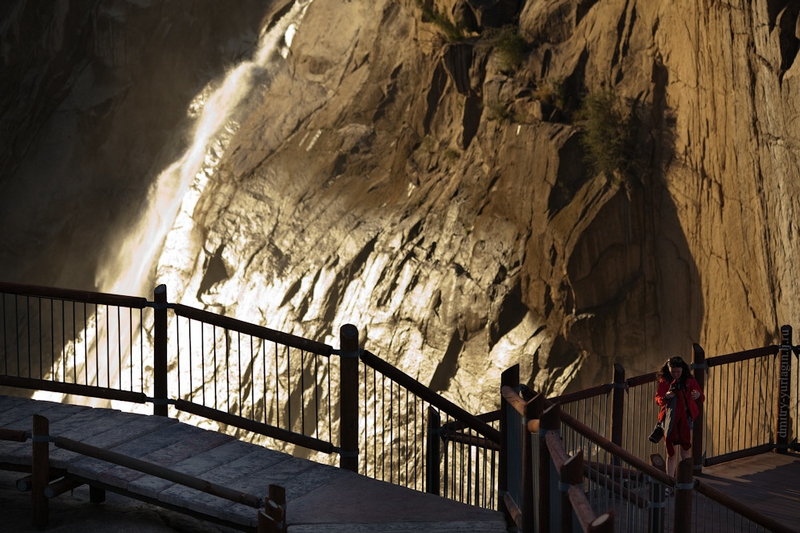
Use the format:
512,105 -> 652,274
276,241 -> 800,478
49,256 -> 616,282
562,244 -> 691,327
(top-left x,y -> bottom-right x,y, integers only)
1,0 -> 799,414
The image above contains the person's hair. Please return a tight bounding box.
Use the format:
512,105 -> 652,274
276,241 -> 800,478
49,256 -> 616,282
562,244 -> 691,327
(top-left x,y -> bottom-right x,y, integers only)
658,356 -> 692,385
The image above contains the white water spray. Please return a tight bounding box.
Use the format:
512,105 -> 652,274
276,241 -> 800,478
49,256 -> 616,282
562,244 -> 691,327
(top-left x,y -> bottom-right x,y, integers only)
96,0 -> 312,300
34,2 -> 313,406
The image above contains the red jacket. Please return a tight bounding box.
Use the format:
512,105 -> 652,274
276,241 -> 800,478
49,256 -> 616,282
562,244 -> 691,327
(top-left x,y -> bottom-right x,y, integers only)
655,377 -> 704,422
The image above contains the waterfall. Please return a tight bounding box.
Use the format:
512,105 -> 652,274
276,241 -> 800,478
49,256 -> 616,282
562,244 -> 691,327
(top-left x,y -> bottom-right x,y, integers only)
95,0 -> 312,300
32,1 -> 313,407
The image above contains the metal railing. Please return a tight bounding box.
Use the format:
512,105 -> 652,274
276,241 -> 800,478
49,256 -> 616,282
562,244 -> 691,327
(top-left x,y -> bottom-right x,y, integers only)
0,282 -> 501,509
3,281 -> 799,528
545,337 -> 799,469
500,365 -> 797,533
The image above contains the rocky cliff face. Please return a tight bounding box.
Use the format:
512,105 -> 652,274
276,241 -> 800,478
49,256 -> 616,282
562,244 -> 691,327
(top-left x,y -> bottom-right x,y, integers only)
2,0 -> 799,413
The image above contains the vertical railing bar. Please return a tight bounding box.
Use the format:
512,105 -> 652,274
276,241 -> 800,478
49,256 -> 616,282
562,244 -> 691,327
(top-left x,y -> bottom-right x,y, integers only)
314,351 -> 319,440
225,328 -> 230,413
405,386 -> 409,487
213,325 -> 219,410
60,300 -> 66,382
2,293 -> 6,376
251,336 -> 255,422
413,391 -> 418,489
301,349 -> 305,435
201,322 -> 207,405
116,306 -> 121,390
139,308 -> 143,393
176,314 -> 182,399
93,303 -> 98,386
328,356 -> 333,444
127,308 -> 132,392
286,344 -> 291,432
37,297 -> 42,379
262,338 -> 267,425
50,299 -> 56,381
188,319 -> 194,402
237,332 -> 242,418
104,304 -> 109,388
274,341 -> 279,428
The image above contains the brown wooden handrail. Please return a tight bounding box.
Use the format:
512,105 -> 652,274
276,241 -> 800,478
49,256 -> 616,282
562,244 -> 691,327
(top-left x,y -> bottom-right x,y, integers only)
694,478 -> 798,533
55,435 -> 268,509
706,345 -> 780,367
558,409 -> 674,486
0,281 -> 148,308
360,349 -> 501,441
172,303 -> 333,356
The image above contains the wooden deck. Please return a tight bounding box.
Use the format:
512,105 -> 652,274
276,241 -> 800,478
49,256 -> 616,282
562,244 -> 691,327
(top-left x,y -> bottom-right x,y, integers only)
0,395 -> 507,532
697,452 -> 800,531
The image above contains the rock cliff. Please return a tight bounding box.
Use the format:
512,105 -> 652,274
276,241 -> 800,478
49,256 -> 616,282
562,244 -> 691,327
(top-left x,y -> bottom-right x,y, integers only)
1,0 -> 799,413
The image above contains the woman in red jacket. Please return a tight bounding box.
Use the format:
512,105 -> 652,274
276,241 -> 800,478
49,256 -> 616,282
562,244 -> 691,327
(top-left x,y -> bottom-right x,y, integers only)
655,356 -> 704,485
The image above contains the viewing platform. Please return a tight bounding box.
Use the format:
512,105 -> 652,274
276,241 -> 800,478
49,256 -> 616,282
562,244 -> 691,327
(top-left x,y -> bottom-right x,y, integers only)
0,394 -> 507,532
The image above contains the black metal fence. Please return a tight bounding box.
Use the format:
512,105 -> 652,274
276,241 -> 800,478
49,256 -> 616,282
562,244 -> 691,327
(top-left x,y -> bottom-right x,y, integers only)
2,281 -> 799,527
0,282 -> 500,509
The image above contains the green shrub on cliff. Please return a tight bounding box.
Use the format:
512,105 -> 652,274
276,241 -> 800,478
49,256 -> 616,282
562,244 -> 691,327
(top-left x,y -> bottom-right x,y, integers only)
579,89 -> 631,176
484,25 -> 527,72
417,0 -> 465,42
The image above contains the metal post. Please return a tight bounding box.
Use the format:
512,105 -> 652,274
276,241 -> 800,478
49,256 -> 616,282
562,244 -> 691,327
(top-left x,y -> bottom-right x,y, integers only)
153,284 -> 168,417
31,415 -> 49,527
339,324 -> 359,472
691,343 -> 705,473
499,364 -> 519,522
611,363 -> 625,462
777,325 -> 792,453
426,406 -> 441,495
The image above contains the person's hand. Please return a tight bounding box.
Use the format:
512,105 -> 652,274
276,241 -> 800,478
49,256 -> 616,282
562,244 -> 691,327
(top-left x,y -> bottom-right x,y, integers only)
690,390 -> 701,400
664,391 -> 674,399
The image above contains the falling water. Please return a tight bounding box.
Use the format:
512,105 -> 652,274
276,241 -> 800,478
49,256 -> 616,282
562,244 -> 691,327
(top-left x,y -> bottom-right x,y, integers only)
33,1 -> 313,406
96,0 -> 312,299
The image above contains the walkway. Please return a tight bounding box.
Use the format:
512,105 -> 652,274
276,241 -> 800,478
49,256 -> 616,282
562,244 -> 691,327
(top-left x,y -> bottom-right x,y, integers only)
0,394 -> 508,532
698,452 -> 800,530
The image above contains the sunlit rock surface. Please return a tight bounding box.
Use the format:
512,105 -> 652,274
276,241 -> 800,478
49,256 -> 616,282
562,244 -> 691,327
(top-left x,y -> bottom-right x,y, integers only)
2,0 -> 800,415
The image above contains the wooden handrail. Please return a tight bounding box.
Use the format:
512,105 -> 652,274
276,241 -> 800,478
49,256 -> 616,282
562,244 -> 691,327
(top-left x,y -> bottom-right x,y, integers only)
172,303 -> 333,356
694,478 -> 798,533
0,281 -> 148,308
360,350 -> 501,441
0,376 -> 149,405
706,345 -> 780,367
54,436 -> 268,508
558,409 -> 673,486
174,399 -> 335,455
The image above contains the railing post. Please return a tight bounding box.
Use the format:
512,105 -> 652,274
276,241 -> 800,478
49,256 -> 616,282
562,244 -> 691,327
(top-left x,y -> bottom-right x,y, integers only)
537,403 -> 560,533
777,325 -> 792,453
499,364 -> 519,521
339,324 -> 359,472
691,343 -> 705,473
649,454 -> 666,533
153,284 -> 168,417
31,414 -> 49,527
611,363 -> 625,458
426,406 -> 441,495
560,450 -> 583,533
673,457 -> 693,532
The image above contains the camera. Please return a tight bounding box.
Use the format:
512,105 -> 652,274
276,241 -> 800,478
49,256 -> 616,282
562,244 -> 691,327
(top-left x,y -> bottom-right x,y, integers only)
648,423 -> 664,443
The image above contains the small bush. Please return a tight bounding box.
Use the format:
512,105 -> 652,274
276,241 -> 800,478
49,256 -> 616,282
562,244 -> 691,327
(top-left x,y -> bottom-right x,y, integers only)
579,89 -> 631,176
486,99 -> 514,123
533,78 -> 567,112
444,148 -> 460,161
484,25 -> 527,72
417,0 -> 465,42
